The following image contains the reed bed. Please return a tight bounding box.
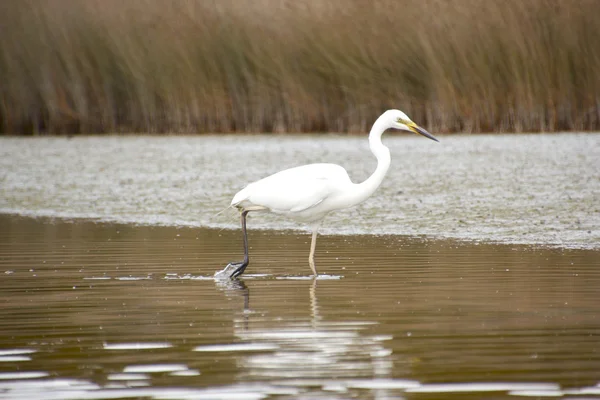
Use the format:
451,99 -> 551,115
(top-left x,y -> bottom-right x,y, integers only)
1,0 -> 599,134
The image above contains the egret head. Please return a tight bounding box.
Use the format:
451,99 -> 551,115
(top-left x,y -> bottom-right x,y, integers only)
385,109 -> 439,142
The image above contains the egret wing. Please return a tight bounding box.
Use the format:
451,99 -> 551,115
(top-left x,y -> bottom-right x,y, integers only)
250,176 -> 329,213
232,163 -> 351,213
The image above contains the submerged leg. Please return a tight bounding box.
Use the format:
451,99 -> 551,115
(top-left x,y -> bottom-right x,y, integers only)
308,226 -> 319,276
229,210 -> 250,279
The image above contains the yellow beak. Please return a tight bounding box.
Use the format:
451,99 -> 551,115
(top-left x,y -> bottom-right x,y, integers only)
407,122 -> 439,142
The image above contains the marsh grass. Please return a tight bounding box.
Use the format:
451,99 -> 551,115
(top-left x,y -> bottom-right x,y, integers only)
1,0 -> 599,134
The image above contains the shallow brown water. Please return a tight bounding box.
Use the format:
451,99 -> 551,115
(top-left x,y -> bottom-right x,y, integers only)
1,214 -> 599,399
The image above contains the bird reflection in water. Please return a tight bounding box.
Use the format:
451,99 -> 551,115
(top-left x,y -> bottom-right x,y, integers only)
214,277 -> 398,394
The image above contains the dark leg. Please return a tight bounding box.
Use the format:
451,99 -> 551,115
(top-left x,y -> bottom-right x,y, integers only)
229,210 -> 250,279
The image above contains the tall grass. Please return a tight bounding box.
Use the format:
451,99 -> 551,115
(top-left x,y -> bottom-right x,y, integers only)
1,0 -> 599,134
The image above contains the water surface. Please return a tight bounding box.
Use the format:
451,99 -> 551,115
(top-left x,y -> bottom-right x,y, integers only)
1,134 -> 598,248
1,133 -> 599,398
0,215 -> 599,399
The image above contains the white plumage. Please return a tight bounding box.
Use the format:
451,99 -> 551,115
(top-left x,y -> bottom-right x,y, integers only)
225,109 -> 439,278
232,163 -> 352,221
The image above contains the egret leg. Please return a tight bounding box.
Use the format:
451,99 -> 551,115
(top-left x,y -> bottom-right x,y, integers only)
308,227 -> 319,276
229,210 -> 250,279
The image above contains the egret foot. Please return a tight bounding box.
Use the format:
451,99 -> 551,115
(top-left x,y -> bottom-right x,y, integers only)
228,261 -> 249,279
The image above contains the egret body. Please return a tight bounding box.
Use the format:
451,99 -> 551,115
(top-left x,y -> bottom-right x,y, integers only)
226,109 -> 438,278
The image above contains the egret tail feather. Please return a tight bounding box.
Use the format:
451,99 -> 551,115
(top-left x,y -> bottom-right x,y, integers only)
214,204 -> 234,217
212,205 -> 241,232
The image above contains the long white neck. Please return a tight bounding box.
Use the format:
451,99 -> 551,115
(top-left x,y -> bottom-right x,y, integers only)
347,116 -> 391,205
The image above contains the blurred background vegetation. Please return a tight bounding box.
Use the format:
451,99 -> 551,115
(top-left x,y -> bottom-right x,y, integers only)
1,0 -> 599,134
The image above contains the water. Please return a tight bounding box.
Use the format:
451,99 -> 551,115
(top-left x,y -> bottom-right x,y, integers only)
1,134 -> 599,398
1,134 -> 599,248
1,215 -> 599,399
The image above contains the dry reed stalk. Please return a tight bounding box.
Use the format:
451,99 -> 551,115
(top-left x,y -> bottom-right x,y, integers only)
0,0 -> 598,134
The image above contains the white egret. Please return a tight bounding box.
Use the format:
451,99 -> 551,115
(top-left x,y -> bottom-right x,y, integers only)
225,109 -> 438,278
